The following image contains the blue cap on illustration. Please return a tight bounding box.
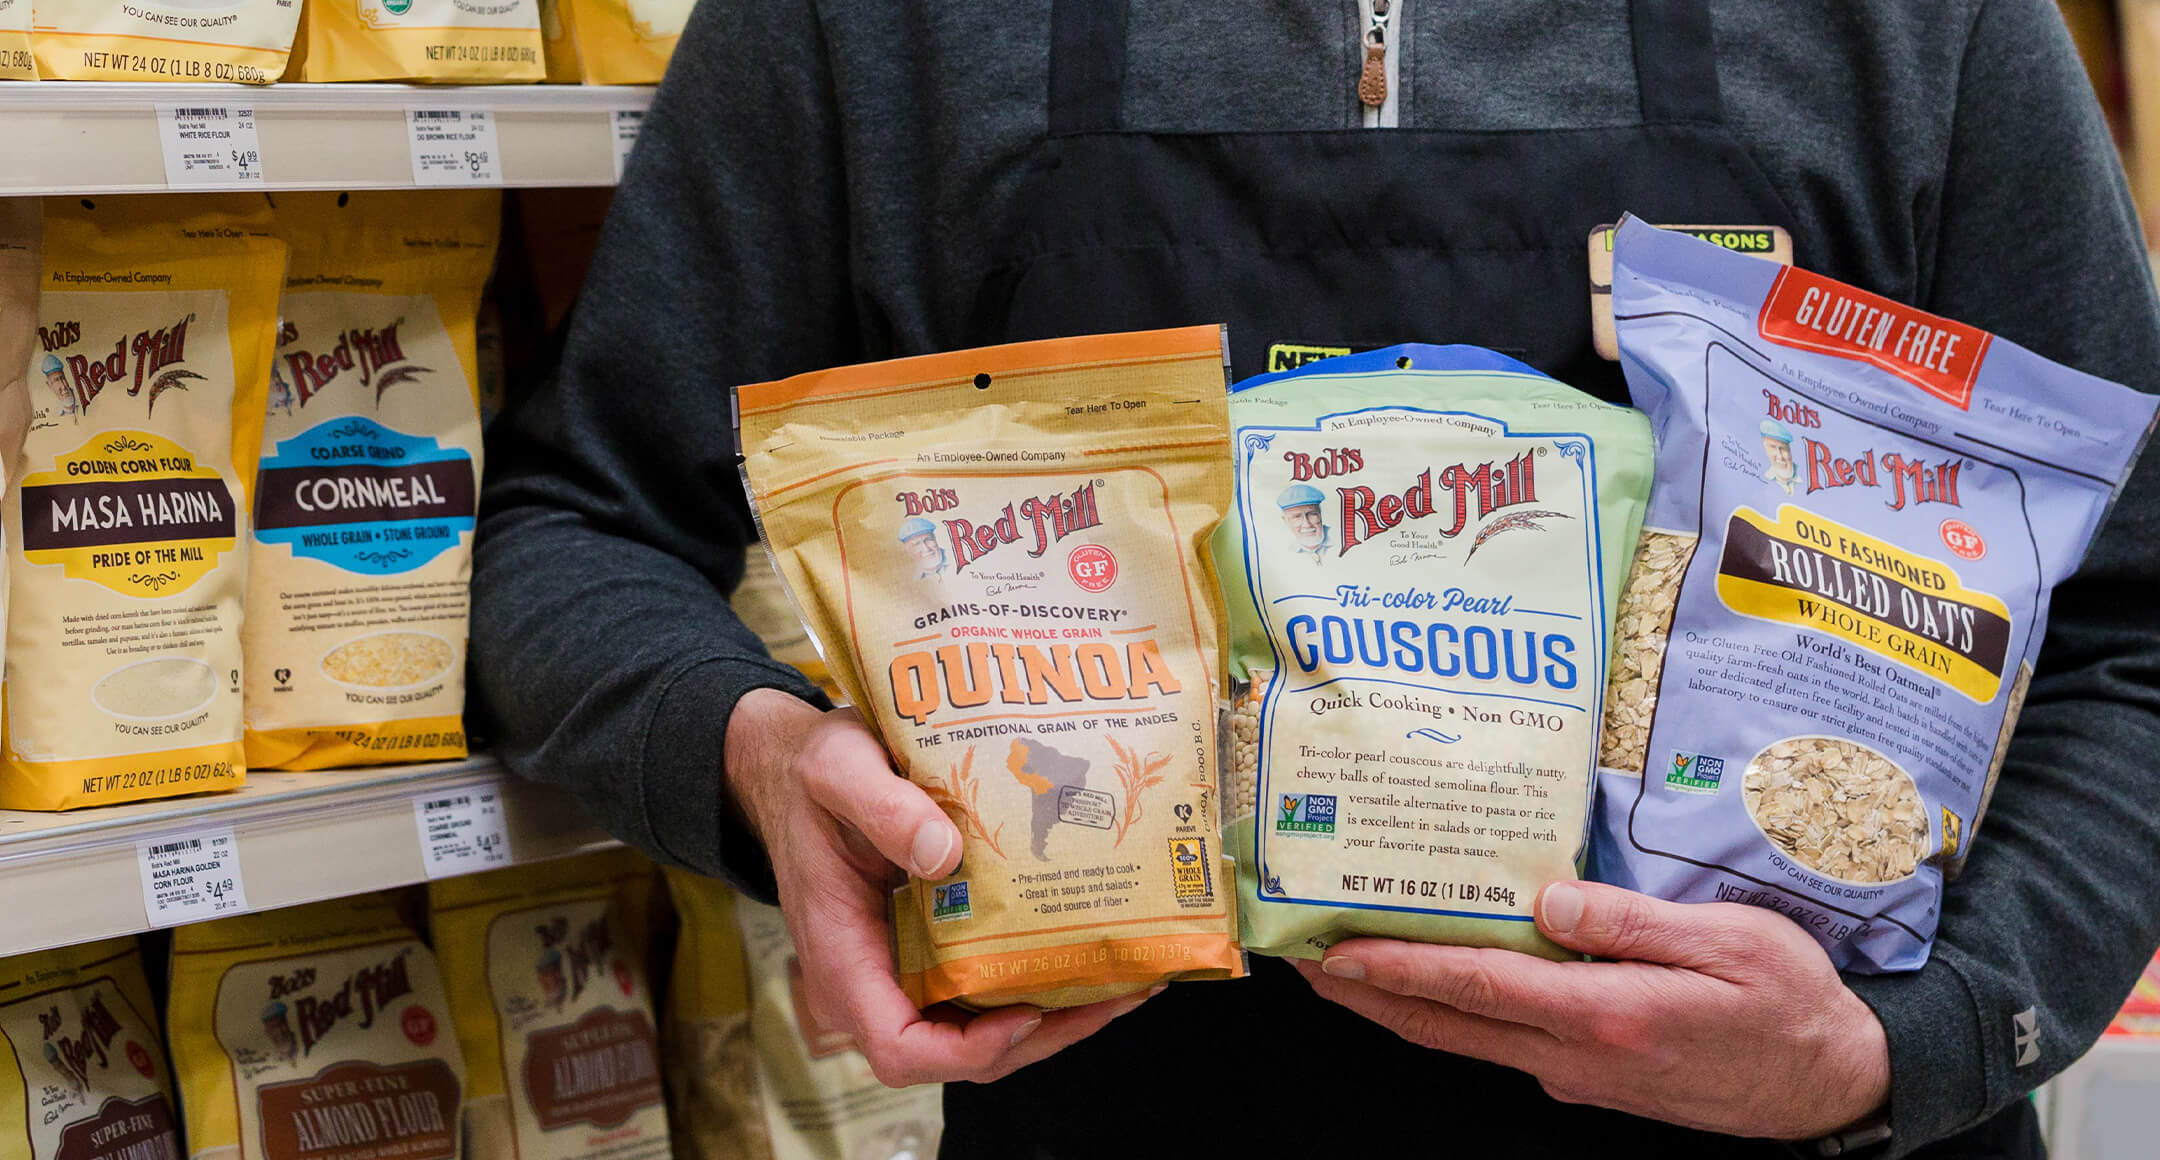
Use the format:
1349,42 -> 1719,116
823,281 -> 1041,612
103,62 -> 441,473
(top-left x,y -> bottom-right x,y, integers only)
262,1000 -> 287,1021
1759,419 -> 1793,444
1277,483 -> 1326,510
898,517 -> 937,542
41,354 -> 63,376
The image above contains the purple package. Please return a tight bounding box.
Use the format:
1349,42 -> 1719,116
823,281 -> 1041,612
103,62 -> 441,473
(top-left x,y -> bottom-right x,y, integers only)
1591,218 -> 2157,972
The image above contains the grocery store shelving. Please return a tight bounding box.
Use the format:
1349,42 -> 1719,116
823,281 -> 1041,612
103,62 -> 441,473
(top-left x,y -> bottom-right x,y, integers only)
0,82 -> 654,194
0,754 -> 618,957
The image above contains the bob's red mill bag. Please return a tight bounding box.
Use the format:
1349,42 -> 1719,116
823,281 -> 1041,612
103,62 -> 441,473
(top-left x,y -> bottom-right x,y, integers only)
0,938 -> 182,1160
31,0 -> 300,83
3,196 -> 283,812
429,849 -> 671,1160
738,327 -> 1245,1010
0,200 -> 35,672
0,0 -> 33,80
287,0 -> 543,83
245,191 -> 496,771
169,891 -> 466,1160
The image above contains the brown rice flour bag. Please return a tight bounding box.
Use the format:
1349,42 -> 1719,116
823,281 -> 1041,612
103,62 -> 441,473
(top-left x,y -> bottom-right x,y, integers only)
738,327 -> 1244,1010
3,196 -> 282,811
0,939 -> 183,1160
169,891 -> 466,1160
545,0 -> 688,85
429,850 -> 671,1160
0,0 -> 33,80
288,0 -> 543,83
244,191 -> 496,771
31,0 -> 298,84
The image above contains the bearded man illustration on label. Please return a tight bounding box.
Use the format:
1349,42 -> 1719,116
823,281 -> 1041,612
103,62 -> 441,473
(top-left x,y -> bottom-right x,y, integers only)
1279,483 -> 1331,561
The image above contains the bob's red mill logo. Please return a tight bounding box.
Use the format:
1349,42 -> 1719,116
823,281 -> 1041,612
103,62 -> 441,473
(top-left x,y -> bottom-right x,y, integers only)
1757,267 -> 1990,410
264,949 -> 416,1055
38,991 -> 124,1091
39,316 -> 194,415
1282,446 -> 1543,554
1762,389 -> 1965,511
284,322 -> 411,407
896,482 -> 1104,568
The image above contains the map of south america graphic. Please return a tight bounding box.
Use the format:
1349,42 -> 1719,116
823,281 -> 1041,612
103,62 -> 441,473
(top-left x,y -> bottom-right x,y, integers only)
1007,739 -> 1092,859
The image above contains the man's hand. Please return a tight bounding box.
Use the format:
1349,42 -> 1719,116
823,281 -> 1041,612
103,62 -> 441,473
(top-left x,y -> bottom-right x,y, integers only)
1294,880 -> 1890,1139
723,689 -> 1155,1087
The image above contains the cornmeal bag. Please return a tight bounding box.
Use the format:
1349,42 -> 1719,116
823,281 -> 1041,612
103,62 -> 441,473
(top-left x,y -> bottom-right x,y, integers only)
170,891 -> 466,1160
738,327 -> 1244,1010
244,191 -> 495,771
289,0 -> 542,83
32,0 -> 298,83
0,939 -> 182,1160
4,196 -> 282,811
0,0 -> 33,80
430,849 -> 671,1160
1592,217 -> 2159,972
543,0 -> 690,84
1213,345 -> 1652,961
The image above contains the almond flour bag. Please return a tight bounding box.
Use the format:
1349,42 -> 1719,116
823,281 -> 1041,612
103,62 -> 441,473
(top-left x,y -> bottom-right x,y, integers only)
738,327 -> 1245,1010
288,0 -> 543,83
0,0 -> 33,80
430,849 -> 671,1160
1212,345 -> 1652,961
170,891 -> 466,1160
3,195 -> 282,811
545,0 -> 689,85
245,191 -> 495,771
0,939 -> 182,1160
32,0 -> 298,83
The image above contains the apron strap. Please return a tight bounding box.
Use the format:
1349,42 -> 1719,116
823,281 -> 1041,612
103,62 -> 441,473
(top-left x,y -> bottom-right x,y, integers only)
1048,0 -> 1129,135
1629,0 -> 1724,124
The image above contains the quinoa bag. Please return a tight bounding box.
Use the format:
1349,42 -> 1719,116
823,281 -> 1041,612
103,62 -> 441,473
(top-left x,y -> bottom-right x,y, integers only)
31,0 -> 298,83
4,195 -> 282,811
738,327 -> 1245,1010
0,0 -> 33,80
1212,345 -> 1653,961
429,849 -> 671,1160
1592,217 -> 2159,971
169,891 -> 466,1160
288,0 -> 543,83
244,191 -> 495,771
0,939 -> 183,1160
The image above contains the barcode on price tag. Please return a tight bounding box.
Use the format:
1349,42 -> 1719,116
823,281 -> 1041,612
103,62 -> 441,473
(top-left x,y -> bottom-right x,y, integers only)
136,826 -> 249,926
155,105 -> 265,189
612,109 -> 644,181
406,109 -> 503,186
413,783 -> 513,877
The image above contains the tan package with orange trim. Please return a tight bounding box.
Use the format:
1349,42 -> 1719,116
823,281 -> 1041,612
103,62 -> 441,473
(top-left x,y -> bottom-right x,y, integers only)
737,326 -> 1245,1010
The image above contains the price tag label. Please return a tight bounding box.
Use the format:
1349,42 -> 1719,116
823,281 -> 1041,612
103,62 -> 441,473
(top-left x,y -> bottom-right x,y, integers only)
612,109 -> 645,181
413,784 -> 513,878
137,827 -> 249,926
155,105 -> 265,188
406,109 -> 503,186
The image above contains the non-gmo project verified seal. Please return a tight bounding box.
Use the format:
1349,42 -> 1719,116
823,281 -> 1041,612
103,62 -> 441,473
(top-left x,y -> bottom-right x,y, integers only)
931,882 -> 970,922
1275,793 -> 1337,836
1665,752 -> 1724,795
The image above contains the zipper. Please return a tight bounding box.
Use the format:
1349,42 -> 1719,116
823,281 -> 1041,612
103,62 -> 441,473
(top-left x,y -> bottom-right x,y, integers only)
1358,0 -> 1401,128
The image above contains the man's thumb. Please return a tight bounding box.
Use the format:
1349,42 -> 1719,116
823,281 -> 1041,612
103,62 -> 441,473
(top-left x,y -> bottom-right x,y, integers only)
1535,880 -> 1738,966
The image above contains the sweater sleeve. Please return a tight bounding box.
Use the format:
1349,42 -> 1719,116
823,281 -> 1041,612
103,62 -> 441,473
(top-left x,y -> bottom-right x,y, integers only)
470,0 -> 855,894
1841,2 -> 2160,1153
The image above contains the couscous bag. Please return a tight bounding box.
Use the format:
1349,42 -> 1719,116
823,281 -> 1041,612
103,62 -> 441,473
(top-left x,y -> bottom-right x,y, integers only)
0,0 -> 33,80
31,0 -> 298,83
4,195 -> 282,811
1213,345 -> 1652,961
552,0 -> 689,84
169,891 -> 466,1160
1591,218 -> 2158,971
245,191 -> 495,771
0,939 -> 182,1160
738,327 -> 1244,1010
430,849 -> 671,1160
288,0 -> 543,83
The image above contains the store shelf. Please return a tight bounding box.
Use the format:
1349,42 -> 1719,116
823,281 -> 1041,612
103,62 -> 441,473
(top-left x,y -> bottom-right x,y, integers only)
0,754 -> 618,956
0,82 -> 653,194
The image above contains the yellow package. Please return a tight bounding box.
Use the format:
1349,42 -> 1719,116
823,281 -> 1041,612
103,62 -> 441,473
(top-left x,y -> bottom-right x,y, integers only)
0,939 -> 182,1160
548,0 -> 689,84
0,0 -> 34,80
3,196 -> 282,811
170,891 -> 466,1160
243,191 -> 495,771
538,0 -> 578,83
430,849 -> 671,1160
288,0 -> 543,83
0,201 -> 35,671
32,0 -> 298,84
738,327 -> 1245,1010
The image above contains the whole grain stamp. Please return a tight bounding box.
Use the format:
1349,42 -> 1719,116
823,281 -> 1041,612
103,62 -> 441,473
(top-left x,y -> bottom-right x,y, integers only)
738,327 -> 1245,1009
1590,218 -> 2158,971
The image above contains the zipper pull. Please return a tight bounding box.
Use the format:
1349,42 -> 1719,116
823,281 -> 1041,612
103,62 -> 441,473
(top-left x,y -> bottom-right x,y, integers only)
1359,0 -> 1392,110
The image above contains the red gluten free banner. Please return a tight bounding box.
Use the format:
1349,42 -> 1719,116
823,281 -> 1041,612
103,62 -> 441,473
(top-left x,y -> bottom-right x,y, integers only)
1756,266 -> 1991,410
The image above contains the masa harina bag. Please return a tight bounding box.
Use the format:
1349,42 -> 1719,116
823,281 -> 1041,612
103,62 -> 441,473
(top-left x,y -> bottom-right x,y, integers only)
0,938 -> 182,1160
32,0 -> 298,83
287,0 -> 543,83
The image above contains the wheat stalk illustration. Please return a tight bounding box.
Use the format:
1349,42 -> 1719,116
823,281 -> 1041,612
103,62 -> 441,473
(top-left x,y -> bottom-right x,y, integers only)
921,746 -> 1006,860
146,369 -> 206,417
373,364 -> 431,406
1465,509 -> 1572,560
1106,735 -> 1172,847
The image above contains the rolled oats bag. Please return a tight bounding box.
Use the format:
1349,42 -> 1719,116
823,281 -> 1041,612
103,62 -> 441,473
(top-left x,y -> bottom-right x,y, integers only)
1213,345 -> 1652,961
0,0 -> 34,80
1592,218 -> 2158,971
31,0 -> 298,84
288,0 -> 543,83
429,849 -> 670,1160
544,0 -> 689,85
738,327 -> 1245,1010
0,939 -> 182,1160
4,195 -> 282,812
244,191 -> 495,771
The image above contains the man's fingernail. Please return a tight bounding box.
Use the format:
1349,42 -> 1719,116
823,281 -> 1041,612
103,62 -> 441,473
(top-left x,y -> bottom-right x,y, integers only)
1008,1016 -> 1042,1047
1320,955 -> 1364,981
911,823 -> 956,878
1542,883 -> 1585,934
1114,983 -> 1167,1016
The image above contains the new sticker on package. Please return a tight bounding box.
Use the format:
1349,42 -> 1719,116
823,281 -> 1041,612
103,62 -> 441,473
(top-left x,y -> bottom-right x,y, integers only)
430,849 -> 671,1160
3,196 -> 282,811
544,0 -> 689,85
0,939 -> 182,1160
244,191 -> 495,771
32,0 -> 298,83
288,0 -> 543,83
169,891 -> 466,1160
0,0 -> 34,80
738,327 -> 1245,1010
1592,218 -> 2158,972
1213,345 -> 1652,961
